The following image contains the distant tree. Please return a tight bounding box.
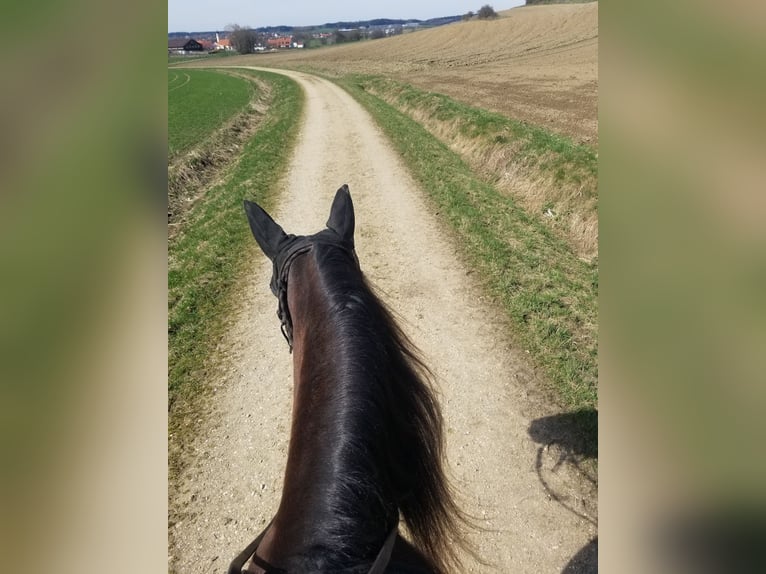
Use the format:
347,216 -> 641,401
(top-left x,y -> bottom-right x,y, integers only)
477,5 -> 498,19
227,24 -> 259,54
371,28 -> 386,40
462,11 -> 475,21
292,30 -> 311,45
334,30 -> 362,43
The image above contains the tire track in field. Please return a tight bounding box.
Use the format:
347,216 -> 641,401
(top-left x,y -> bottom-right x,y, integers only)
169,72 -> 191,92
169,68 -> 596,574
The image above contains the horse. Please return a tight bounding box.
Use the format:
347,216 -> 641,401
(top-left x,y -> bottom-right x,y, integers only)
230,185 -> 468,573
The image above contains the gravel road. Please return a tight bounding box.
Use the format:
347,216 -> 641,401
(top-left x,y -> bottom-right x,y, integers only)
169,68 -> 597,574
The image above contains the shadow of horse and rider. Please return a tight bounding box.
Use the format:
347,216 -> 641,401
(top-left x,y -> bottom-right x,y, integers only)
528,409 -> 598,573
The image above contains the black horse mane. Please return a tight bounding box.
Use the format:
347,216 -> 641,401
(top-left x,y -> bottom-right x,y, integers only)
288,243 -> 466,574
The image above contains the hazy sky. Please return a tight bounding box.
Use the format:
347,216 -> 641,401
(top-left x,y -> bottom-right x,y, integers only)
168,0 -> 524,33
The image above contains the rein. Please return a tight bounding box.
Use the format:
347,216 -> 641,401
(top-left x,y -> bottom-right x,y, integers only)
227,520 -> 399,574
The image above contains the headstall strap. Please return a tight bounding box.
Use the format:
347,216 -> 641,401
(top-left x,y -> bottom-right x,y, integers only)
273,239 -> 357,354
276,278 -> 293,352
274,243 -> 312,354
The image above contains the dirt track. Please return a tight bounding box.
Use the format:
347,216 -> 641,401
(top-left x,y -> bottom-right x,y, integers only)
169,69 -> 597,573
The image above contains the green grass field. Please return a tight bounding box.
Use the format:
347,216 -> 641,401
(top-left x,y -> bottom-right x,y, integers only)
168,69 -> 252,157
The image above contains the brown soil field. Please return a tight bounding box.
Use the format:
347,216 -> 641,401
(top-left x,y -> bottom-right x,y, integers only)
219,3 -> 598,145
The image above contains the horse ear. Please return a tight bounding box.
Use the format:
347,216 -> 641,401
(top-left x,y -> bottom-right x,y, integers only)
244,200 -> 287,260
326,184 -> 355,244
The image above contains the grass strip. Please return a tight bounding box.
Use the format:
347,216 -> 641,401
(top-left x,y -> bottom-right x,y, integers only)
338,77 -> 598,411
168,70 -> 302,438
348,75 -> 596,187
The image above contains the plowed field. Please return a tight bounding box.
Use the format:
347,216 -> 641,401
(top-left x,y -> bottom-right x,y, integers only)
228,3 -> 598,144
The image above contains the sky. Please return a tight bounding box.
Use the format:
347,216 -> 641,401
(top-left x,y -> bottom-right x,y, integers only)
168,0 -> 524,33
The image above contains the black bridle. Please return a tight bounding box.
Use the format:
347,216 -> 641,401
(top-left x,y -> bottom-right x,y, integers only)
227,520 -> 399,574
272,242 -> 312,352
269,235 -> 358,352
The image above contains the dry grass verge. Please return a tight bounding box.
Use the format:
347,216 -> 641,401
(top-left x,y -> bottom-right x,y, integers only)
358,76 -> 598,260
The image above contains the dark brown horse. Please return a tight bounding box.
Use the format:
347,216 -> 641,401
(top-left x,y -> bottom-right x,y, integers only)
231,185 -> 467,573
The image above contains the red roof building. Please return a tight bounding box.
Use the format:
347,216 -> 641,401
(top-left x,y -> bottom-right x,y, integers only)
266,36 -> 292,49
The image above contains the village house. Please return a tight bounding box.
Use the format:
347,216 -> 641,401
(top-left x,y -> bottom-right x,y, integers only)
266,36 -> 292,49
214,38 -> 232,51
168,38 -> 204,54
213,33 -> 233,51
